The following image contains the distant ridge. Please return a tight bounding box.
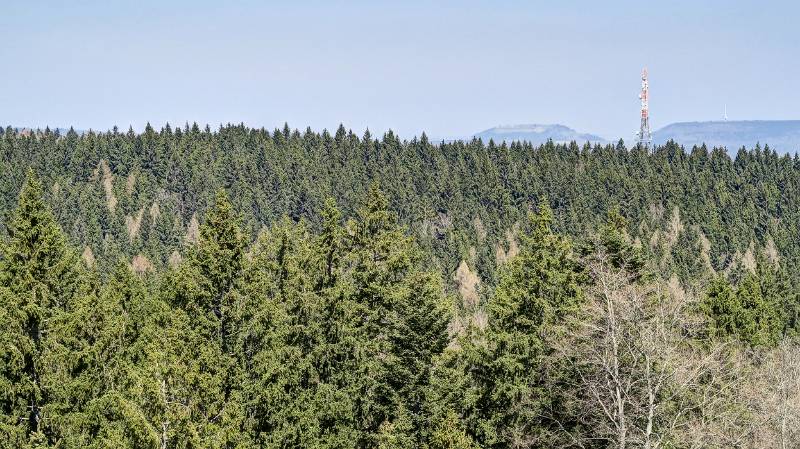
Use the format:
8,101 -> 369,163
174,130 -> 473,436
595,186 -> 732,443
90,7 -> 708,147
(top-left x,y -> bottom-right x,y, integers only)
474,124 -> 606,145
3,126 -> 85,136
653,120 -> 800,154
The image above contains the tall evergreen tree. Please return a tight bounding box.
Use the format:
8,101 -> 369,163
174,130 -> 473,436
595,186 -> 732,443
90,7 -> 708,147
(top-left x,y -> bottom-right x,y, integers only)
160,189 -> 246,447
0,171 -> 83,446
598,207 -> 646,279
432,201 -> 585,448
63,263 -> 164,448
236,217 -> 354,448
702,258 -> 785,347
345,184 -> 449,447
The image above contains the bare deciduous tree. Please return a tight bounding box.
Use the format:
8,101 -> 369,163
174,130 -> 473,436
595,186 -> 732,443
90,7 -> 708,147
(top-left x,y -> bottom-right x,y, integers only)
748,340 -> 800,448
552,250 -> 757,448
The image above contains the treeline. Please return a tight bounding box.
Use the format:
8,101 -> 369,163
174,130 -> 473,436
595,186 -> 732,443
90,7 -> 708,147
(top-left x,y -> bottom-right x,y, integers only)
3,170 -> 800,448
3,124 -> 800,447
2,124 -> 800,291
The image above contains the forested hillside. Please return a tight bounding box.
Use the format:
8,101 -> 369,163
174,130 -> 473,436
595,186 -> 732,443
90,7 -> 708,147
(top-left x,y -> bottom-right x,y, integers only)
3,124 -> 800,287
2,124 -> 800,447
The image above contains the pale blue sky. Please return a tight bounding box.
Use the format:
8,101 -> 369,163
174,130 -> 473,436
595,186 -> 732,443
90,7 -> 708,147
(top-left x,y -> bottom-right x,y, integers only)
1,0 -> 798,140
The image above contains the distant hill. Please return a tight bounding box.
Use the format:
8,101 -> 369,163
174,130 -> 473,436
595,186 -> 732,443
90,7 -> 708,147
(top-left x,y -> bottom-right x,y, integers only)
474,124 -> 606,145
3,126 -> 84,136
653,120 -> 800,154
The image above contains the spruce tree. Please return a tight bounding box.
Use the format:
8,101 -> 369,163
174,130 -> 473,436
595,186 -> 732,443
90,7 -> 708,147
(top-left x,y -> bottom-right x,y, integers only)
433,201 -> 584,448
702,260 -> 784,347
237,218 -> 344,447
63,263 -> 163,448
345,184 -> 449,447
428,411 -> 477,449
0,170 -> 82,446
160,189 -> 246,447
598,207 -> 646,279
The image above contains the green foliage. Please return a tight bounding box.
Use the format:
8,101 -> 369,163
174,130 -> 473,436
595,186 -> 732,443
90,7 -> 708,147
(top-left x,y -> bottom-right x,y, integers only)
5,125 -> 800,295
237,217 -> 357,448
376,407 -> 414,449
0,171 -> 86,447
433,202 -> 585,448
157,189 -> 248,447
598,207 -> 646,278
428,411 -> 477,449
702,261 -> 789,347
3,126 -> 800,447
343,185 -> 450,446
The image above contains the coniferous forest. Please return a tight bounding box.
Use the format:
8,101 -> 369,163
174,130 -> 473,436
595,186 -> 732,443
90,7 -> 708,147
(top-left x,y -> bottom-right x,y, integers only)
3,124 -> 800,448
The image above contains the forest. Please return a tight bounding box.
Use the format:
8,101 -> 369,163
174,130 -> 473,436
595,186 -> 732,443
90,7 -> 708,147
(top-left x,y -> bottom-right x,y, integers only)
1,124 -> 800,448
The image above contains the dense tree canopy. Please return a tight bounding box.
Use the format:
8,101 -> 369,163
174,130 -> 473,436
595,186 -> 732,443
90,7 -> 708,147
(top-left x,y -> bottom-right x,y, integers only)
3,125 -> 800,292
2,125 -> 800,447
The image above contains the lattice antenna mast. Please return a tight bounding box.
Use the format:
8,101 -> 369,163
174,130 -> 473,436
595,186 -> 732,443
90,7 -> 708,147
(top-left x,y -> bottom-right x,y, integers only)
637,67 -> 652,148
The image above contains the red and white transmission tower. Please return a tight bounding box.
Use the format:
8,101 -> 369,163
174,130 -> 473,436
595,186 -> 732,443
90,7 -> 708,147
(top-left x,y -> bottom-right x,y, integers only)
637,67 -> 652,148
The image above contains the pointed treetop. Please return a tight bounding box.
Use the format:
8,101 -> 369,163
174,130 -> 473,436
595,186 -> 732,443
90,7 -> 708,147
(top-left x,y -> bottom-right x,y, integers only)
321,197 -> 342,230
200,189 -> 242,246
356,183 -> 398,242
2,169 -> 80,302
366,182 -> 390,214
532,199 -> 554,235
336,123 -> 347,138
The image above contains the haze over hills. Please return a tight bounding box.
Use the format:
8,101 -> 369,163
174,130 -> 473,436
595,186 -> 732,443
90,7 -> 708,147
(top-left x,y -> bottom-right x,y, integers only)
652,120 -> 800,154
7,120 -> 800,156
471,121 -> 800,155
473,124 -> 607,145
3,126 -> 84,136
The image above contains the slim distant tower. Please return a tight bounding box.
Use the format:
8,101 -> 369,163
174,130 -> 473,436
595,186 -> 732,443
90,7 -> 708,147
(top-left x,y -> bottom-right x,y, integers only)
637,68 -> 652,148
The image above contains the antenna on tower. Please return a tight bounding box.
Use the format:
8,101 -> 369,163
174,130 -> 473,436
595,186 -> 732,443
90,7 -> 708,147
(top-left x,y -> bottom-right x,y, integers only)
724,104 -> 728,121
637,67 -> 652,148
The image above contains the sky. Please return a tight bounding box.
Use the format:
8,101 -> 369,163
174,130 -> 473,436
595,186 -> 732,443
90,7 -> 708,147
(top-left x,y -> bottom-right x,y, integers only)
1,0 -> 798,141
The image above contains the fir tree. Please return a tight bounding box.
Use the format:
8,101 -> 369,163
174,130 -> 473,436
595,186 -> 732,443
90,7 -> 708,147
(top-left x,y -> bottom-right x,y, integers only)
433,201 -> 585,448
64,263 -> 163,448
0,170 -> 83,446
345,184 -> 449,447
160,189 -> 246,447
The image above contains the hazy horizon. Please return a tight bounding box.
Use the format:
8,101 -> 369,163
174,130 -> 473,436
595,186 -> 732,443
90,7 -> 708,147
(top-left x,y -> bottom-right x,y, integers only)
3,0 -> 799,141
